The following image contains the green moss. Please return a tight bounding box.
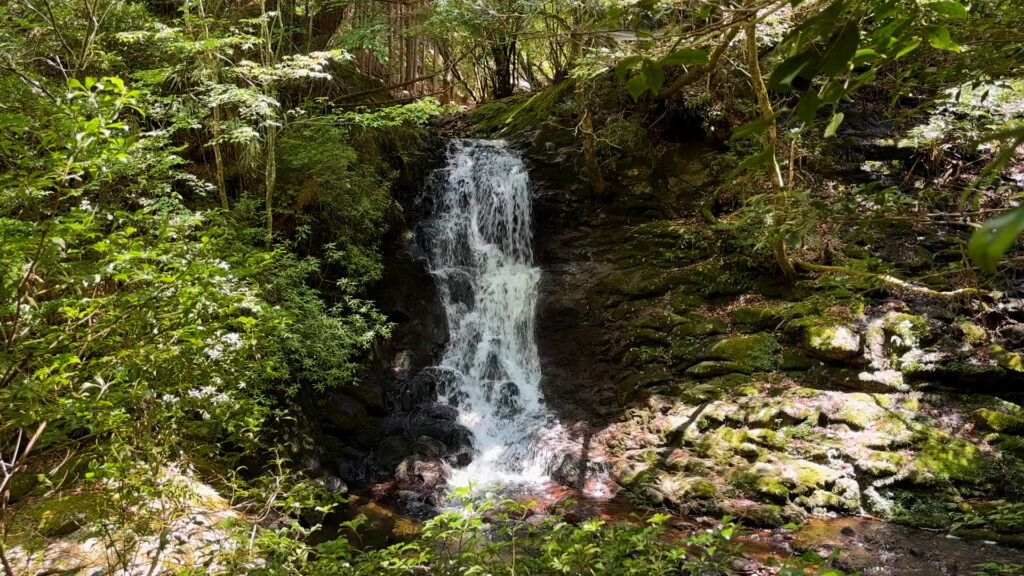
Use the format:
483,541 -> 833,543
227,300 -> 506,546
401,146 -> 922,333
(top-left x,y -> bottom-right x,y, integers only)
682,478 -> 719,499
469,81 -> 575,136
736,503 -> 785,527
675,314 -> 728,337
632,312 -> 687,332
856,450 -> 907,476
959,321 -> 988,345
802,322 -> 861,360
685,360 -> 753,378
974,408 -> 1024,434
830,393 -> 886,429
705,333 -> 778,372
911,430 -> 987,484
883,313 -> 929,347
17,492 -> 103,538
990,345 -> 1024,372
746,428 -> 788,450
618,221 -> 711,269
779,348 -> 814,370
669,291 -> 706,313
623,327 -> 671,346
753,476 -> 790,501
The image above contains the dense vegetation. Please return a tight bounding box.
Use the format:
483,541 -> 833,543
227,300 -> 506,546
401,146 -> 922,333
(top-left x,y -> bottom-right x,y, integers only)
1,0 -> 1022,573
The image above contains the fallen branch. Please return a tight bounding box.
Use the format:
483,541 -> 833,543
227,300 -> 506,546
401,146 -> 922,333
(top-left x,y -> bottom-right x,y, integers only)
795,261 -> 999,300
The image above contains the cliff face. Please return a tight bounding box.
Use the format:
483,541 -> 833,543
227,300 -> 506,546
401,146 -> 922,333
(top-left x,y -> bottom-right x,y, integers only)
466,82 -> 1024,538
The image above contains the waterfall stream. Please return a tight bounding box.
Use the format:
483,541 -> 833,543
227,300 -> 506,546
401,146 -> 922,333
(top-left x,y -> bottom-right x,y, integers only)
421,139 -> 558,489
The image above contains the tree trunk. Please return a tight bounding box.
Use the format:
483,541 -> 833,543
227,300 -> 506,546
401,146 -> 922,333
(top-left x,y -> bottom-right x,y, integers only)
744,18 -> 796,279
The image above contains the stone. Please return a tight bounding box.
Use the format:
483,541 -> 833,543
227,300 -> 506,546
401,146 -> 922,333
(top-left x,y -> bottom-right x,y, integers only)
854,450 -> 906,476
704,333 -> 778,372
973,408 -> 1024,434
676,314 -> 728,337
909,430 -> 987,485
686,360 -> 753,378
990,345 -> 1024,372
803,323 -> 862,361
825,392 -> 886,429
780,349 -> 814,370
882,313 -> 929,351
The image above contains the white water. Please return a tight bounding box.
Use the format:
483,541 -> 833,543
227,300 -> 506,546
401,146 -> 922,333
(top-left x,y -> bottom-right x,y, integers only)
423,139 -> 559,489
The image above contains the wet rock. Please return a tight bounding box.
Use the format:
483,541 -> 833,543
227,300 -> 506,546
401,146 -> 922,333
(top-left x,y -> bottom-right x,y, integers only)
546,495 -> 598,524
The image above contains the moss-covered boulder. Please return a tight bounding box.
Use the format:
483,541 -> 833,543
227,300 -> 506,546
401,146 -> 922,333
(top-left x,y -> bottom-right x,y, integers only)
803,323 -> 862,361
779,348 -> 814,370
676,314 -> 728,337
22,492 -> 102,538
685,360 -> 753,378
909,430 -> 987,485
704,333 -> 778,372
973,408 -> 1024,434
990,344 -> 1024,372
882,313 -> 929,351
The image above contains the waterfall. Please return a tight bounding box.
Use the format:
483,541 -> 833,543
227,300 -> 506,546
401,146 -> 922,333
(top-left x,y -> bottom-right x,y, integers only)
421,139 -> 556,488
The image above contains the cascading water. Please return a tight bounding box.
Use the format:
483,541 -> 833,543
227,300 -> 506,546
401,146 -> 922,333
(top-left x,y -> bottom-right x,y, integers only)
421,139 -> 559,489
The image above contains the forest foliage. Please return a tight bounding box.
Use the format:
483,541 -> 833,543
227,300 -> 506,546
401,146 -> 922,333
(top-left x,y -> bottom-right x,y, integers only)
0,0 -> 1022,573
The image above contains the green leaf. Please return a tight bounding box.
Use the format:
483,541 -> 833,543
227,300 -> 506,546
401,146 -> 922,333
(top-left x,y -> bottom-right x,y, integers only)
768,52 -> 816,91
731,116 -> 774,140
660,48 -> 709,67
894,37 -> 922,59
626,75 -> 648,101
926,1 -> 967,18
796,89 -> 820,124
821,24 -> 860,76
735,148 -> 772,172
640,59 -> 665,91
824,112 -> 845,137
969,205 -> 1024,274
615,55 -> 643,82
924,26 -> 961,52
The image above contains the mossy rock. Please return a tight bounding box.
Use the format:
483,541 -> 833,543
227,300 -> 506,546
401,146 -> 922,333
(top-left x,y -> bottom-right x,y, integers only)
746,428 -> 788,450
618,221 -> 710,269
780,458 -> 841,494
623,327 -> 671,347
669,291 -> 707,313
802,322 -> 862,361
670,477 -> 719,501
704,333 -> 778,372
675,314 -> 728,337
722,501 -> 786,527
828,393 -> 886,429
973,408 -> 1024,434
910,430 -> 987,485
855,450 -> 907,476
779,348 -> 814,370
21,492 -> 103,538
753,476 -> 791,501
959,321 -> 987,345
685,360 -> 753,378
882,313 -> 929,349
632,312 -> 687,332
990,345 -> 1024,372
729,306 -> 785,330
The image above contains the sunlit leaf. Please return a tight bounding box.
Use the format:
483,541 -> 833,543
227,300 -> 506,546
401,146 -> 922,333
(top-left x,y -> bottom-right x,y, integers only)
969,206 -> 1024,273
